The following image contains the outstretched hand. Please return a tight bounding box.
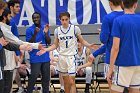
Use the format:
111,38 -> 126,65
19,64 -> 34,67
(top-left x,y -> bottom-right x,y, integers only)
36,48 -> 47,56
38,43 -> 46,50
0,37 -> 9,46
89,43 -> 99,50
107,68 -> 114,88
20,44 -> 32,51
76,66 -> 82,73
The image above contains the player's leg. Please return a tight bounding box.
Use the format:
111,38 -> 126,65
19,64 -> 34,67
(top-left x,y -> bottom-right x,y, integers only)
69,75 -> 76,93
63,74 -> 71,93
14,64 -> 27,92
3,70 -> 13,93
129,66 -> 140,93
67,56 -> 76,93
57,55 -> 70,93
111,66 -> 135,93
85,67 -> 92,93
50,65 -> 55,76
14,70 -> 24,92
129,88 -> 140,93
27,63 -> 41,93
41,62 -> 50,93
59,73 -> 65,93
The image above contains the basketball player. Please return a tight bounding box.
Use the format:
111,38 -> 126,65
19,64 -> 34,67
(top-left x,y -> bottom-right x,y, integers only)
37,12 -> 96,93
75,40 -> 92,93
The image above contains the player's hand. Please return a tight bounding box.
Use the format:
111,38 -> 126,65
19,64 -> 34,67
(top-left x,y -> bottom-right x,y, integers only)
107,68 -> 114,88
38,43 -> 46,50
77,66 -> 82,73
20,64 -> 27,70
34,27 -> 40,34
89,43 -> 99,50
44,24 -> 49,33
0,37 -> 9,46
51,57 -> 59,62
19,44 -> 32,51
36,48 -> 47,56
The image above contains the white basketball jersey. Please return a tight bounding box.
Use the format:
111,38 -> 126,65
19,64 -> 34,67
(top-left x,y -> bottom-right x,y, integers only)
57,24 -> 78,55
75,47 -> 87,66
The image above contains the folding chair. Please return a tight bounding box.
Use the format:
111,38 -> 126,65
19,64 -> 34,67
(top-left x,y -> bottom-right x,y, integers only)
94,54 -> 107,92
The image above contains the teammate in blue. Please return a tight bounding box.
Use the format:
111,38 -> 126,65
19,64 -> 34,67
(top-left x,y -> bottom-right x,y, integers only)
107,0 -> 140,93
26,12 -> 51,93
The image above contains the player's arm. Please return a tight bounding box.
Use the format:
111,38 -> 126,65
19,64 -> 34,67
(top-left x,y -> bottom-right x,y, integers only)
49,51 -> 54,65
86,48 -> 91,63
44,24 -> 51,45
77,34 -> 98,50
100,16 -> 110,44
75,26 -> 97,49
77,48 -> 92,68
1,26 -> 40,49
45,37 -> 59,51
92,44 -> 106,57
37,37 -> 59,55
77,53 -> 94,72
107,19 -> 120,85
27,27 -> 40,43
109,37 -> 120,71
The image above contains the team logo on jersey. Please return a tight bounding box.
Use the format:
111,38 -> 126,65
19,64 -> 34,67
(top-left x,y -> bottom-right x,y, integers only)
60,36 -> 73,40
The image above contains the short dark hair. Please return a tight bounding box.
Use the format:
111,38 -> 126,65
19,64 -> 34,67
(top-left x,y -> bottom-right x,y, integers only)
0,1 -> 7,9
0,8 -> 11,22
109,0 -> 122,6
59,12 -> 70,20
122,0 -> 138,8
7,0 -> 20,9
32,12 -> 41,19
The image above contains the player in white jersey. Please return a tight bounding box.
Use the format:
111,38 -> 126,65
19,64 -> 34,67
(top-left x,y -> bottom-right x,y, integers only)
50,49 -> 65,93
37,12 -> 96,93
75,40 -> 92,93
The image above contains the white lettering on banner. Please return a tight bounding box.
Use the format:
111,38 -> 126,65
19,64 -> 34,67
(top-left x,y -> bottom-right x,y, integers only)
100,0 -> 112,14
16,0 -> 110,26
82,0 -> 92,24
48,0 -> 56,25
59,0 -> 64,6
68,0 -> 78,25
41,0 -> 45,7
18,0 -> 34,26
96,0 -> 111,24
96,0 -> 101,23
68,0 -> 92,24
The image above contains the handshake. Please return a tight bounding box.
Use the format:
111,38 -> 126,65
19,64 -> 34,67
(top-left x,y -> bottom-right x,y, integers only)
0,37 -> 46,51
19,42 -> 46,51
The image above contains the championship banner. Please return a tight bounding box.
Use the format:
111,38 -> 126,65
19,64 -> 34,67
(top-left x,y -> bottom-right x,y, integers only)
5,0 -> 112,26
